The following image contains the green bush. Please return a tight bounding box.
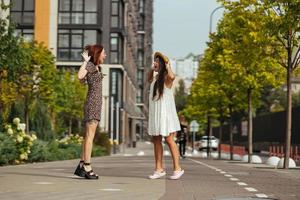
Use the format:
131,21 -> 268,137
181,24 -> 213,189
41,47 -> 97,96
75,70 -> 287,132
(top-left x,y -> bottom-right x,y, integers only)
1,118 -> 37,164
0,133 -> 18,165
94,132 -> 112,155
28,139 -> 106,163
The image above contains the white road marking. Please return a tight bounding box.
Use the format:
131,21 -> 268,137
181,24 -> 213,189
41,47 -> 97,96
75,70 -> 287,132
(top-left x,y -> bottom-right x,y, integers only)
33,182 -> 53,185
99,188 -> 123,192
255,193 -> 268,198
237,182 -> 248,186
245,187 -> 258,192
230,178 -> 239,181
188,158 -> 219,170
224,174 -> 233,177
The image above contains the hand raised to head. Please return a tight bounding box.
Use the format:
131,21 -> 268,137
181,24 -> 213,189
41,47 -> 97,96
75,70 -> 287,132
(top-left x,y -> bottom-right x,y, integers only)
81,50 -> 91,62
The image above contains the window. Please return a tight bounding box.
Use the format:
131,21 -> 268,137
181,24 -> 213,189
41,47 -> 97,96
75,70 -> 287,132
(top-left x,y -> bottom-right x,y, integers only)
138,16 -> 145,31
110,33 -> 123,64
110,0 -> 124,28
137,34 -> 144,49
10,0 -> 35,25
14,29 -> 34,41
137,69 -> 144,85
137,50 -> 144,68
110,69 -> 123,104
138,0 -> 145,14
57,0 -> 100,61
10,0 -> 35,40
136,87 -> 143,103
58,29 -> 97,61
58,0 -> 98,25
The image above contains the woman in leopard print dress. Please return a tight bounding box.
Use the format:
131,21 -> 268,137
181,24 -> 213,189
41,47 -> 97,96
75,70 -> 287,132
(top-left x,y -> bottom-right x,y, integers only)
74,44 -> 106,179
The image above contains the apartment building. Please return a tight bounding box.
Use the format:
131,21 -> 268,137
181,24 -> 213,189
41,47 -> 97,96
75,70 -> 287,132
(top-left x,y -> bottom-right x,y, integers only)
2,0 -> 153,148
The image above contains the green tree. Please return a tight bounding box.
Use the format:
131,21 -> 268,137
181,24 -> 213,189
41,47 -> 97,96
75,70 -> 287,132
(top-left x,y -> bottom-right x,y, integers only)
260,0 -> 300,168
218,0 -> 285,162
15,41 -> 56,134
54,70 -> 86,136
0,2 -> 25,126
174,79 -> 188,112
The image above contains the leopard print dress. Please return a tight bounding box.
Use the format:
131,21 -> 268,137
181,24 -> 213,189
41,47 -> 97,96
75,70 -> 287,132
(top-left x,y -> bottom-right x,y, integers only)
81,61 -> 104,123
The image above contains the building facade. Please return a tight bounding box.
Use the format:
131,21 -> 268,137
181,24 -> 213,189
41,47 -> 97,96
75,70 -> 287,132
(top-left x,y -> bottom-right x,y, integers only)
3,0 -> 153,149
172,53 -> 202,94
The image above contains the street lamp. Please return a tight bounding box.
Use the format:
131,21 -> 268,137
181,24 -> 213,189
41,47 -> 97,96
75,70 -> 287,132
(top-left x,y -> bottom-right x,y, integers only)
209,6 -> 224,35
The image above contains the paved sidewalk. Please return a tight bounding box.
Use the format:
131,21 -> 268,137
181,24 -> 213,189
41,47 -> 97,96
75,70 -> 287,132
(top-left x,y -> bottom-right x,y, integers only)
0,142 -> 300,200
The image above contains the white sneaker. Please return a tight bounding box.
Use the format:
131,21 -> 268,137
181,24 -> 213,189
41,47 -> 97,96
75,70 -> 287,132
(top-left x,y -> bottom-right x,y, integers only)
148,171 -> 166,179
169,169 -> 184,180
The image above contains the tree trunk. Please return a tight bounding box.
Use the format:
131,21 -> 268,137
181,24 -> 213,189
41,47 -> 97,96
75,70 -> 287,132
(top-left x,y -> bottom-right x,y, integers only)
24,97 -> 29,134
68,118 -> 72,135
229,106 -> 233,160
206,115 -> 211,158
248,88 -> 253,163
218,118 -> 223,160
284,48 -> 292,169
229,122 -> 233,160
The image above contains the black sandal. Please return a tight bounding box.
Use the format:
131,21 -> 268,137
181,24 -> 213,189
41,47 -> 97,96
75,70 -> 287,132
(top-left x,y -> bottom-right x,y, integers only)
83,163 -> 99,180
74,160 -> 85,177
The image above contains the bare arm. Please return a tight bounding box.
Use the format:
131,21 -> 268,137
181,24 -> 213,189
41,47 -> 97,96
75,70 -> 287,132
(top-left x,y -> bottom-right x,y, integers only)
77,51 -> 91,80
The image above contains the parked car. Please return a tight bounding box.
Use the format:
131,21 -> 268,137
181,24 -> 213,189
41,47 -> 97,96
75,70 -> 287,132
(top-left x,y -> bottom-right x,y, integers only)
197,136 -> 219,151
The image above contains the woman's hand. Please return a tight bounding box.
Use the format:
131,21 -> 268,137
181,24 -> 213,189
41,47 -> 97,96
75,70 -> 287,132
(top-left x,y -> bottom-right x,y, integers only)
81,50 -> 91,62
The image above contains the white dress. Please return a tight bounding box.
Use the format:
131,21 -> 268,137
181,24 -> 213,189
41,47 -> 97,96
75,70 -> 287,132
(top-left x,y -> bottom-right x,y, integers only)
148,78 -> 181,136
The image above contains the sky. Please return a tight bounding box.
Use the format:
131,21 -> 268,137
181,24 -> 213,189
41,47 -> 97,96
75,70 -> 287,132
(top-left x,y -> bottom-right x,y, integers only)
153,0 -> 224,59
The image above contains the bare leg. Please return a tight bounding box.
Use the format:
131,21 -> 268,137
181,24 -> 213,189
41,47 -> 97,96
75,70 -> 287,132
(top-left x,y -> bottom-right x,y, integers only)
83,121 -> 98,171
165,133 -> 181,171
80,140 -> 85,161
152,135 -> 164,171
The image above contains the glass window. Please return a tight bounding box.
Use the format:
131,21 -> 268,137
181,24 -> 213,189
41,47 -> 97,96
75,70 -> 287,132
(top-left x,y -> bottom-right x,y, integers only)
59,13 -> 71,24
139,0 -> 145,14
59,0 -> 70,11
111,38 -> 118,51
71,34 -> 82,48
111,16 -> 119,28
11,12 -> 22,24
59,0 -> 98,25
72,0 -> 83,11
111,2 -> 118,15
58,34 -> 69,47
24,0 -> 34,11
85,0 -> 97,11
71,49 -> 82,60
110,0 -> 124,28
84,30 -> 97,46
110,52 -> 118,64
23,12 -> 34,24
57,29 -> 98,61
11,0 -> 22,11
136,87 -> 143,103
58,49 -> 70,60
85,13 -> 97,24
10,0 -> 35,39
112,72 -> 117,95
137,50 -> 144,67
71,13 -> 83,24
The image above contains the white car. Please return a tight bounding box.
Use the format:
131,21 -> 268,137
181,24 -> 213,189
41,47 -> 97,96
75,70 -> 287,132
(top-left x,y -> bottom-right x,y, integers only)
198,136 -> 219,151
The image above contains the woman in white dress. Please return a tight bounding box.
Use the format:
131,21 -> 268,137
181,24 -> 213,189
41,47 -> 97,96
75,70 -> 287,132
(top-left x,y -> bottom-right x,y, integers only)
148,52 -> 184,180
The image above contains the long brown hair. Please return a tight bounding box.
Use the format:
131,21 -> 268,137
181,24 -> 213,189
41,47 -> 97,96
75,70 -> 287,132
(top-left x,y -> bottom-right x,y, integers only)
84,44 -> 104,65
152,55 -> 167,100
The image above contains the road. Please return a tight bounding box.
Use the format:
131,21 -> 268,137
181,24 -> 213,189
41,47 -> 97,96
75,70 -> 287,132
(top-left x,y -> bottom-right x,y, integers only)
0,142 -> 299,200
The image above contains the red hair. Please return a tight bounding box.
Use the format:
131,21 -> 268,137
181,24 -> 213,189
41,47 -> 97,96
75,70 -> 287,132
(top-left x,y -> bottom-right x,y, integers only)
84,44 -> 104,65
